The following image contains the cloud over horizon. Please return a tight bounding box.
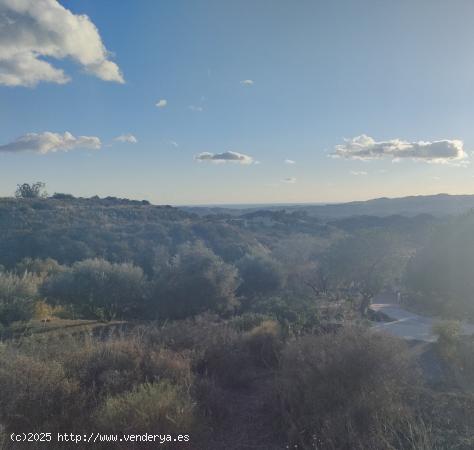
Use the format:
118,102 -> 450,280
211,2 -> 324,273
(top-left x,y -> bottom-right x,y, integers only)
240,79 -> 254,86
282,177 -> 296,184
0,0 -> 124,87
332,135 -> 468,165
284,159 -> 296,164
114,134 -> 137,144
0,132 -> 101,154
195,151 -> 254,164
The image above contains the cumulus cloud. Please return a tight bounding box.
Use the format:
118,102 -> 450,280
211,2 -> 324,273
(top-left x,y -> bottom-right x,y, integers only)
282,177 -> 297,184
155,99 -> 167,108
350,170 -> 367,176
240,79 -> 254,86
0,0 -> 124,87
195,151 -> 254,165
332,135 -> 468,165
284,159 -> 296,164
188,105 -> 203,112
0,131 -> 101,154
114,134 -> 137,144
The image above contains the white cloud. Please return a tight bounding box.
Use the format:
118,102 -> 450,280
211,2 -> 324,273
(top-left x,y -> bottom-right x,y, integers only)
240,79 -> 254,85
282,177 -> 297,184
195,151 -> 254,165
0,0 -> 124,87
332,134 -> 468,165
188,105 -> 203,112
350,170 -> 368,176
0,131 -> 101,154
155,99 -> 167,108
168,140 -> 179,148
284,159 -> 296,164
114,133 -> 137,144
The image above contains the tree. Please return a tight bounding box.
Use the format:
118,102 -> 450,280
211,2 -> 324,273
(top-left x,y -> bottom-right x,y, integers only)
151,242 -> 240,320
42,259 -> 146,320
0,272 -> 39,326
15,258 -> 64,278
322,230 -> 405,315
236,253 -> 286,301
15,182 -> 47,199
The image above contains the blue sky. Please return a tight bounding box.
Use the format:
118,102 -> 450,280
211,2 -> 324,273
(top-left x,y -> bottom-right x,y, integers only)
1,0 -> 474,204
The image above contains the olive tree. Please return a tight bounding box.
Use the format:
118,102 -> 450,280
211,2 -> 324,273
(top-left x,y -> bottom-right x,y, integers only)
323,230 -> 406,315
236,253 -> 286,301
0,272 -> 39,326
42,258 -> 146,320
151,242 -> 240,320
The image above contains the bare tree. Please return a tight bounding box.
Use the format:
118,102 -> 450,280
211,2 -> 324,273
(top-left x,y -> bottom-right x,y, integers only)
15,182 -> 47,199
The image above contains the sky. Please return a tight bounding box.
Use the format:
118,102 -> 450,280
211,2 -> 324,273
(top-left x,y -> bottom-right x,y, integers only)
1,0 -> 474,205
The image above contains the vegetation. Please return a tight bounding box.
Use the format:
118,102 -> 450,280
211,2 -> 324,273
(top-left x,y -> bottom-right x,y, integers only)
1,192 -> 474,449
277,327 -> 428,449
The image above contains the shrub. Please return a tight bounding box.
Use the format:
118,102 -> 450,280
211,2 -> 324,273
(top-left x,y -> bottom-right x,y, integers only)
433,320 -> 461,345
95,381 -> 197,435
242,320 -> 282,368
277,327 -> 427,449
62,336 -> 192,399
0,272 -> 39,326
194,329 -> 254,389
42,259 -> 147,320
237,253 -> 286,300
151,242 -> 240,320
0,351 -> 80,431
228,312 -> 270,332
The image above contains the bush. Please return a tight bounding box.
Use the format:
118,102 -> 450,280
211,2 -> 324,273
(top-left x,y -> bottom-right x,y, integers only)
237,253 -> 286,300
194,325 -> 256,389
15,257 -> 64,278
42,258 -> 147,320
242,320 -> 282,368
0,351 -> 80,431
277,327 -> 427,449
433,320 -> 461,345
151,242 -> 240,320
95,381 -> 197,435
62,337 -> 192,398
0,272 -> 39,326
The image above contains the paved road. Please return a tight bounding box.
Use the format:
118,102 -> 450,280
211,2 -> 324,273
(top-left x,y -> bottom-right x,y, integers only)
370,292 -> 474,342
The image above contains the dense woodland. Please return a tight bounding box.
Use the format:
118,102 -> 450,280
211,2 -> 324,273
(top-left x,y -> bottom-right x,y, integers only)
1,189 -> 474,449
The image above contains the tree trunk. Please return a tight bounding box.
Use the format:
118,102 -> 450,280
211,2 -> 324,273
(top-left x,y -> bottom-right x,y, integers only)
359,294 -> 371,316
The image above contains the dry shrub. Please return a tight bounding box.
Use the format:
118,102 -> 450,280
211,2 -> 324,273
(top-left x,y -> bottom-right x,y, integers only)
144,348 -> 192,386
193,376 -> 232,423
433,320 -> 461,361
0,350 -> 80,431
95,381 -> 198,436
145,313 -> 224,352
277,326 -> 429,450
62,336 -> 192,398
242,319 -> 282,368
194,325 -> 256,389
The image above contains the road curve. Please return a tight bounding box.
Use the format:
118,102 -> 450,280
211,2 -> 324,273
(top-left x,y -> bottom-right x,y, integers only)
370,292 -> 474,342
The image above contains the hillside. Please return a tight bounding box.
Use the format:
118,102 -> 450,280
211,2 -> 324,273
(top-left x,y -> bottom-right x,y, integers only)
181,193 -> 474,218
0,196 -> 261,271
0,195 -> 439,271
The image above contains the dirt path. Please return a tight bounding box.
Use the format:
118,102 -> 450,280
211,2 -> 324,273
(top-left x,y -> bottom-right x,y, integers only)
370,291 -> 474,342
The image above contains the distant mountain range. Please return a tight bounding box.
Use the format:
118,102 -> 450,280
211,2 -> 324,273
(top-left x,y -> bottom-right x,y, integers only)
180,194 -> 474,218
